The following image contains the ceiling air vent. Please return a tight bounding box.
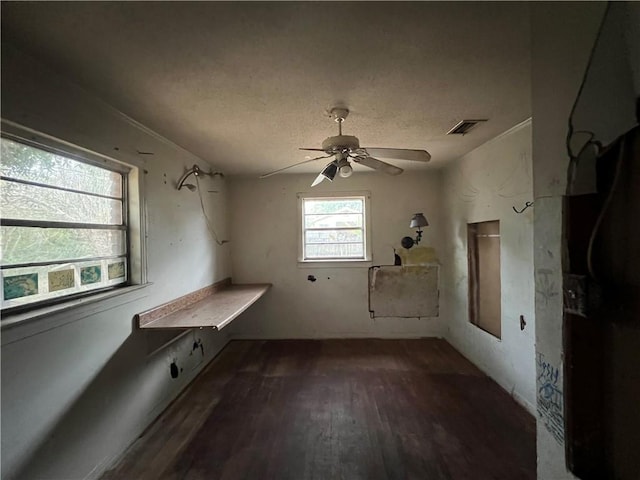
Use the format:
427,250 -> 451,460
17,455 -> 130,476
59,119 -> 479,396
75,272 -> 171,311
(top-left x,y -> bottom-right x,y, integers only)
447,119 -> 487,135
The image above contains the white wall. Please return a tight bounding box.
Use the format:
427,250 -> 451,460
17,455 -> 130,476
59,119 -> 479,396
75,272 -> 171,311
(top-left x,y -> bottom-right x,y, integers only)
227,171 -> 445,339
1,44 -> 232,479
441,120 -> 535,412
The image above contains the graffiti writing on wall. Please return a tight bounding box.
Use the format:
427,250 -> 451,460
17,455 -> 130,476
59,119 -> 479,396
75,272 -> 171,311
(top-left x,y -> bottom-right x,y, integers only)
536,268 -> 560,306
536,351 -> 564,445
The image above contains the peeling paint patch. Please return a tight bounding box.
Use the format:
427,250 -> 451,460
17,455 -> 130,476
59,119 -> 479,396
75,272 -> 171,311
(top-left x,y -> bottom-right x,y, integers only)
536,352 -> 564,445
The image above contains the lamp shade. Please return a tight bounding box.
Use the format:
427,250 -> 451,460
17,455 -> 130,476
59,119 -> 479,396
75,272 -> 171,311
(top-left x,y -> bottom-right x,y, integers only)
410,213 -> 428,228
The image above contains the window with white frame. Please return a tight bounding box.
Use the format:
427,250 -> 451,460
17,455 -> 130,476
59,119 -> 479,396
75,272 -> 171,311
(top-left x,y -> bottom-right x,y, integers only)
299,193 -> 370,262
1,134 -> 131,312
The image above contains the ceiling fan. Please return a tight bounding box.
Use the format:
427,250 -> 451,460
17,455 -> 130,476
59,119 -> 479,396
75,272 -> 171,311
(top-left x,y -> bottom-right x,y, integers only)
260,107 -> 431,186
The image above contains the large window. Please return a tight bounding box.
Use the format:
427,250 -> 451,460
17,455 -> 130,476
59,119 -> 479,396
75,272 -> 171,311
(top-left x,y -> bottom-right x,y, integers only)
299,193 -> 370,262
1,135 -> 130,312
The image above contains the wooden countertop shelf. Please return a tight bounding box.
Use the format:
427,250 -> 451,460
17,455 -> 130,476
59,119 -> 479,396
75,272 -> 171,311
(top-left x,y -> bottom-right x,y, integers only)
136,279 -> 271,330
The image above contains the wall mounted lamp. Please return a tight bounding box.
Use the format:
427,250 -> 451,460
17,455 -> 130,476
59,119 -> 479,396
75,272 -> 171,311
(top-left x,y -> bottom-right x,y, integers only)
401,213 -> 429,249
177,164 -> 224,191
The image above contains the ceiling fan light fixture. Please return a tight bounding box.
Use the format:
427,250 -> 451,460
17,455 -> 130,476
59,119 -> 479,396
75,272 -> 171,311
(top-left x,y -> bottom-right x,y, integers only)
312,161 -> 338,186
335,154 -> 353,178
339,163 -> 353,178
321,161 -> 338,181
311,173 -> 325,187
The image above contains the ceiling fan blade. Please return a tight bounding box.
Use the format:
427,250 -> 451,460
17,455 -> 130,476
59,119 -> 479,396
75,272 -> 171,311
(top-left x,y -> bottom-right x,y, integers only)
353,156 -> 404,175
299,148 -> 327,152
260,155 -> 331,178
361,147 -> 431,162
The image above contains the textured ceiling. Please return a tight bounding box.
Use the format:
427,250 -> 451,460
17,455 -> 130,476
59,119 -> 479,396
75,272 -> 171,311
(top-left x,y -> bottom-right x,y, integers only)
1,2 -> 531,175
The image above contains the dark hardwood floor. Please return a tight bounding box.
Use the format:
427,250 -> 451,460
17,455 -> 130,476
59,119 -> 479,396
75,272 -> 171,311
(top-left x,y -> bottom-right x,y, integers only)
103,339 -> 536,480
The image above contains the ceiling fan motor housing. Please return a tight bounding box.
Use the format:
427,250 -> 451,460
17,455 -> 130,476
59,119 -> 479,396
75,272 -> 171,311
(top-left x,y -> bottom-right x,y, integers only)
322,135 -> 360,153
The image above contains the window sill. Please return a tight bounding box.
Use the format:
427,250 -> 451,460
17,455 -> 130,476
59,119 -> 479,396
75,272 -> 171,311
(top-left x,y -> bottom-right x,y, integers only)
297,259 -> 373,269
1,283 -> 152,345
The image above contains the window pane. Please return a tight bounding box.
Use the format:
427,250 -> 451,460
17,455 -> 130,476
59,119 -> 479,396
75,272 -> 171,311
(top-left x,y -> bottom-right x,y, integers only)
305,243 -> 364,259
2,257 -> 127,308
1,180 -> 123,224
304,198 -> 363,215
1,227 -> 125,266
305,229 -> 363,244
304,213 -> 362,229
1,138 -> 122,198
